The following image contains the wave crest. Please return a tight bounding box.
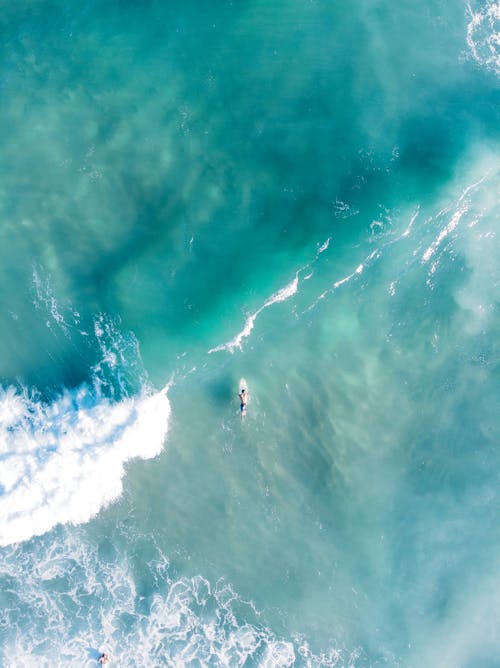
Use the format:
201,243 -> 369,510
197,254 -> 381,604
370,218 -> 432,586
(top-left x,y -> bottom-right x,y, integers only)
0,382 -> 170,547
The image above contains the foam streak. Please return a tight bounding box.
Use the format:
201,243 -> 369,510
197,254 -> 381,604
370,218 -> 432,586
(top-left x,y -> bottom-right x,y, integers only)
208,275 -> 299,354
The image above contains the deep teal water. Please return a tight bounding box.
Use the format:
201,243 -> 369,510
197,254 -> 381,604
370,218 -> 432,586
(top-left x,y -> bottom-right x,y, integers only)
0,1 -> 499,666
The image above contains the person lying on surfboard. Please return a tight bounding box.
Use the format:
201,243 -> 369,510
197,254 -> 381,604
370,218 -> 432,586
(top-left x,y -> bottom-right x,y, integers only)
238,388 -> 248,414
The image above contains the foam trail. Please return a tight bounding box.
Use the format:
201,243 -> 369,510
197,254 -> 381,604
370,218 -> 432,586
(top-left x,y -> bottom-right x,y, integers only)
333,263 -> 364,289
400,206 -> 420,239
208,274 -> 299,354
0,530 -> 349,667
0,383 -> 171,546
421,174 -> 490,265
422,205 -> 469,263
466,0 -> 500,75
308,249 -> 381,309
317,237 -> 331,254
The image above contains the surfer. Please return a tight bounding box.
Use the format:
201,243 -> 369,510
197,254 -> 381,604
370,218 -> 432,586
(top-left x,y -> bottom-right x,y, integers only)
98,652 -> 110,664
238,388 -> 247,414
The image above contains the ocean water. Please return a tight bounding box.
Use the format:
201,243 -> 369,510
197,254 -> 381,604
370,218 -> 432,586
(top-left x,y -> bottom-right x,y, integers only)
0,1 -> 499,666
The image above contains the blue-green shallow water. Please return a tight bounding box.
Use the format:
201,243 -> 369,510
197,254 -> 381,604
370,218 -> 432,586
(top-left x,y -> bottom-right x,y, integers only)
0,1 -> 499,665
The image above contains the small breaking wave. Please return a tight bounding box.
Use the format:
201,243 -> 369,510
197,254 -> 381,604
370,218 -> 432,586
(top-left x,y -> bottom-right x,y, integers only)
208,232 -> 338,354
421,176 -> 487,266
208,275 -> 299,354
420,172 -> 493,286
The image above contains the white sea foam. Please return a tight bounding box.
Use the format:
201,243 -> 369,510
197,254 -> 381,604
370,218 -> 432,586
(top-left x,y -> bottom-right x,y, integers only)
0,383 -> 171,546
311,247 -> 383,305
466,0 -> 500,74
332,200 -> 359,219
421,204 -> 469,263
400,206 -> 420,239
208,274 -> 299,354
306,165 -> 495,312
0,530 -> 348,667
333,263 -> 364,289
317,237 -> 331,254
421,174 -> 490,267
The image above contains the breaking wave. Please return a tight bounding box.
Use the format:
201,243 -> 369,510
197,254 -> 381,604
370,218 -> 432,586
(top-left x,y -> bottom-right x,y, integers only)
0,274 -> 172,546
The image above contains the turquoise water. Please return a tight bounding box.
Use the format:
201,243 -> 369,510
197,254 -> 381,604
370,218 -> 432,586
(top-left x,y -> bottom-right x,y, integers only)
0,1 -> 499,666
